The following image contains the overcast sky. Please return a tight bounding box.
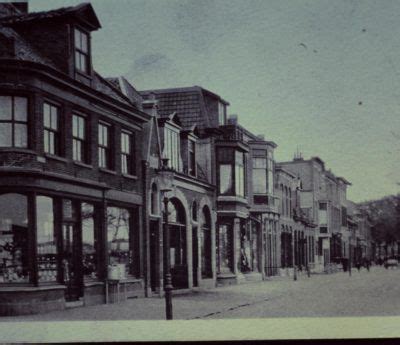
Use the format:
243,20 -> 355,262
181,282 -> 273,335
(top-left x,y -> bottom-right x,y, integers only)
31,0 -> 400,202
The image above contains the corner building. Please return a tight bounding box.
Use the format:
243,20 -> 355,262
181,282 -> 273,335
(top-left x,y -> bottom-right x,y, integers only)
0,3 -> 150,315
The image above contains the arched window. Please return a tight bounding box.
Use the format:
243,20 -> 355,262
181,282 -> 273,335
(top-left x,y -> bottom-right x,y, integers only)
150,183 -> 158,215
201,206 -> 212,278
0,193 -> 30,283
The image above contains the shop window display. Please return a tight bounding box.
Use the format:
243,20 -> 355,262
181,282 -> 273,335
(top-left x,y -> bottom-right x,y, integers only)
82,203 -> 97,280
0,194 -> 29,283
37,196 -> 58,282
107,207 -> 132,277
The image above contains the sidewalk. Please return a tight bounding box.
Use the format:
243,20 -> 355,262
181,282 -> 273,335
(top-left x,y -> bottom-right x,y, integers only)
1,276 -> 295,321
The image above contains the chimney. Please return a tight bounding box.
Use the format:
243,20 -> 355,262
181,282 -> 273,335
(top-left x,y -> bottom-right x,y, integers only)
227,114 -> 238,125
11,1 -> 28,14
257,134 -> 265,141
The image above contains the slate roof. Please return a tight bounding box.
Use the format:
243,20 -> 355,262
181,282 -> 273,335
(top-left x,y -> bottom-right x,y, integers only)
140,86 -> 229,131
0,3 -> 101,29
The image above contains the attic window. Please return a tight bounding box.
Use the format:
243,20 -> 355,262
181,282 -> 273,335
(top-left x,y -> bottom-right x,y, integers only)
74,28 -> 89,73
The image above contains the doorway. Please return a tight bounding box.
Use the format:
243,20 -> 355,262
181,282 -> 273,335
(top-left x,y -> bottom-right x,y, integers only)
150,220 -> 159,292
192,226 -> 198,287
62,223 -> 82,302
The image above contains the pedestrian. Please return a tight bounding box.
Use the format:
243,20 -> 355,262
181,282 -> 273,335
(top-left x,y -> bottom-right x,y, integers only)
366,259 -> 370,272
356,261 -> 361,272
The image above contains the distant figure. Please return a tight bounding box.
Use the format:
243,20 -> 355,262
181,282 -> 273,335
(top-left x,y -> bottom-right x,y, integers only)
356,261 -> 361,272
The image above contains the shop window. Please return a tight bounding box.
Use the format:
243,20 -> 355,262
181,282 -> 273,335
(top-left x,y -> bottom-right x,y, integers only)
121,130 -> 134,175
36,196 -> 58,282
82,203 -> 97,280
216,223 -> 232,274
43,102 -> 59,155
0,96 -> 28,148
74,28 -> 89,74
72,114 -> 87,163
98,122 -> 111,169
201,206 -> 212,278
0,193 -> 29,283
107,207 -> 135,277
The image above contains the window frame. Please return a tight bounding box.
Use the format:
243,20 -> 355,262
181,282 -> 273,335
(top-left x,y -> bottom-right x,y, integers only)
164,124 -> 181,172
72,113 -> 88,163
121,129 -> 135,175
43,101 -> 60,156
217,148 -> 247,197
98,121 -> 111,170
0,95 -> 28,148
74,27 -> 90,74
188,139 -> 196,177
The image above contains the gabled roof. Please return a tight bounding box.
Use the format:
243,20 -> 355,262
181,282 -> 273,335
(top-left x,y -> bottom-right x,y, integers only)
0,3 -> 101,31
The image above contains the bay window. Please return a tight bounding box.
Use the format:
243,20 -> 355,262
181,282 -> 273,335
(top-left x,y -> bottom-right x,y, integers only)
43,102 -> 59,155
218,148 -> 246,197
0,96 -> 28,148
253,157 -> 267,194
235,151 -> 245,197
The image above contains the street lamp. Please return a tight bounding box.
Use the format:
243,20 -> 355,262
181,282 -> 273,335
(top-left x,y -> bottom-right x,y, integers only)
158,157 -> 174,320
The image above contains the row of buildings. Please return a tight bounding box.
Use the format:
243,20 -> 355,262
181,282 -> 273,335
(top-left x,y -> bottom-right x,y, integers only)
0,2 -> 372,316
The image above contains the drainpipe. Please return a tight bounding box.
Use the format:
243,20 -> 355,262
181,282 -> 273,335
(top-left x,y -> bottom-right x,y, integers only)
142,159 -> 150,297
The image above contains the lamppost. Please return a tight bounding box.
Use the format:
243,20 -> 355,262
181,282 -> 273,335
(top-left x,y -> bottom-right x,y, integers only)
158,157 -> 174,320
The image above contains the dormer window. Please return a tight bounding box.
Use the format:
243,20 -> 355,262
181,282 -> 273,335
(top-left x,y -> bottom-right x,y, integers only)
74,28 -> 89,74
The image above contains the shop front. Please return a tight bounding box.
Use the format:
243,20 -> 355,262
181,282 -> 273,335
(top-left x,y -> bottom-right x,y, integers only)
0,187 -> 143,316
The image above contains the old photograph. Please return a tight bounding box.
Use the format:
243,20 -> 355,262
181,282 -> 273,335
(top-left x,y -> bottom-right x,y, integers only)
0,0 -> 399,342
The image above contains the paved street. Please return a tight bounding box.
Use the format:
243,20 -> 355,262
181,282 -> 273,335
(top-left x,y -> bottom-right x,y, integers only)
1,266 -> 399,321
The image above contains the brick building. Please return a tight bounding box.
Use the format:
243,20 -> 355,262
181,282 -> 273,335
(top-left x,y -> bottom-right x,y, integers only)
0,2 -> 151,315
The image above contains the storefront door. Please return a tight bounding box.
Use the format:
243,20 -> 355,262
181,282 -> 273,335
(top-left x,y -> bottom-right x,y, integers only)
62,223 -> 82,302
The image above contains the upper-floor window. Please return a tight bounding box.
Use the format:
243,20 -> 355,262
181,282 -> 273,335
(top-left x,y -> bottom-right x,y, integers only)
0,96 -> 27,148
253,157 -> 267,194
267,150 -> 274,194
218,102 -> 225,125
235,151 -> 245,197
218,148 -> 246,197
72,114 -> 87,163
319,202 -> 328,225
43,102 -> 59,155
188,139 -> 196,177
121,130 -> 134,175
98,122 -> 111,169
74,28 -> 89,74
164,126 -> 181,171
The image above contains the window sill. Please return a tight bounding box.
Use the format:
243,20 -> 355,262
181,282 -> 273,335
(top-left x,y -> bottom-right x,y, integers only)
0,284 -> 66,292
122,173 -> 138,180
99,167 -> 117,175
44,153 -> 68,163
73,161 -> 93,169
0,148 -> 35,154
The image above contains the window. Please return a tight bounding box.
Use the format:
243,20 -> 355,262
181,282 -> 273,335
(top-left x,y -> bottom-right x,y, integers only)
0,96 -> 28,148
150,184 -> 158,215
36,196 -> 57,282
319,202 -> 328,225
98,122 -> 111,169
74,28 -> 89,73
341,206 -> 347,226
267,152 -> 274,194
235,151 -> 245,197
201,206 -> 212,278
164,126 -> 181,171
0,194 -> 29,283
218,102 -> 225,125
107,207 -> 135,276
72,114 -> 87,163
121,130 -> 133,175
43,102 -> 59,155
253,157 -> 267,194
82,203 -> 97,280
188,140 -> 196,176
218,148 -> 246,197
